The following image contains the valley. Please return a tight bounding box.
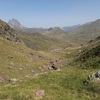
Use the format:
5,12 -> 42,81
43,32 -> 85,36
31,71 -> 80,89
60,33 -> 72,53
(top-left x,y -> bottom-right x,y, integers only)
0,19 -> 100,100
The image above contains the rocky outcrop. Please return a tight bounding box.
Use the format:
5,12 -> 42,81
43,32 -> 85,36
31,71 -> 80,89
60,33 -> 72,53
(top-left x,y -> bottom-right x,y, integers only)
83,71 -> 100,85
0,19 -> 21,42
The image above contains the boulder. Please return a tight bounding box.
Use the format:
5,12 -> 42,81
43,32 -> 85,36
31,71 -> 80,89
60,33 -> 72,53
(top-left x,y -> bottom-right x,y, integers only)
83,70 -> 100,85
51,65 -> 57,70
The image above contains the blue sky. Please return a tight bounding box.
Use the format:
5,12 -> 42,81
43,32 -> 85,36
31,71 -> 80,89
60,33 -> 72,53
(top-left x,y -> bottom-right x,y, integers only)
0,0 -> 100,28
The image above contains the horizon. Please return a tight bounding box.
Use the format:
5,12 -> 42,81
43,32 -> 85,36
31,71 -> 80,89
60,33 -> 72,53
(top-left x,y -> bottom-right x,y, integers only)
7,18 -> 96,28
0,0 -> 100,28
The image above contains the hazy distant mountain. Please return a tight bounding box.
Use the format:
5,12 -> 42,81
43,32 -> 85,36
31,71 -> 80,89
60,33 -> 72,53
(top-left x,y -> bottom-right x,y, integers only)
65,19 -> 100,43
8,18 -> 25,29
42,27 -> 68,41
8,18 -> 100,43
71,20 -> 100,34
72,19 -> 100,35
63,25 -> 80,32
8,18 -> 48,33
24,27 -> 48,33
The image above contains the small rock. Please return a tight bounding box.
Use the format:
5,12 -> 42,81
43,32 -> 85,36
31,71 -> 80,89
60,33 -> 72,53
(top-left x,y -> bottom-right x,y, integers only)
41,70 -> 44,72
67,52 -> 70,54
95,71 -> 100,78
25,75 -> 29,78
50,61 -> 54,64
19,79 -> 23,82
10,78 -> 17,82
79,50 -> 82,52
83,80 -> 90,85
31,70 -> 34,73
34,74 -> 39,77
8,56 -> 13,58
51,65 -> 57,70
30,52 -> 34,55
48,66 -> 52,70
0,76 -> 6,83
19,68 -> 22,71
82,66 -> 87,69
36,90 -> 45,97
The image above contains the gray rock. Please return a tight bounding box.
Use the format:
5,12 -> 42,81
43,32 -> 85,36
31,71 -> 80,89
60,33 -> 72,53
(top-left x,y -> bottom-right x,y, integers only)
83,70 -> 100,85
95,71 -> 100,78
8,56 -> 13,58
36,90 -> 45,97
51,65 -> 57,70
83,80 -> 90,85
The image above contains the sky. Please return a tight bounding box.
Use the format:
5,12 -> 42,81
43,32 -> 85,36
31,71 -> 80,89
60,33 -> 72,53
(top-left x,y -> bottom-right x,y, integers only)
0,0 -> 100,28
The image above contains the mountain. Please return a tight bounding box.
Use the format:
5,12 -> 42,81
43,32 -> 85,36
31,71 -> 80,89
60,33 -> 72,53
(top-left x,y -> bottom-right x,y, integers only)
73,19 -> 100,35
0,19 -> 21,42
7,18 -> 72,51
8,18 -> 47,33
63,25 -> 80,32
8,18 -> 25,29
66,19 -> 100,43
42,27 -> 68,41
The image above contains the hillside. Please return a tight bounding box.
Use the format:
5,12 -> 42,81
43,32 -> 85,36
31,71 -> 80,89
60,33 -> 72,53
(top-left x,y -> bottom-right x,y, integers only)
0,19 -> 100,100
0,37 -> 100,100
63,24 -> 80,32
0,20 -> 61,80
42,27 -> 68,40
0,19 -> 21,42
65,19 -> 100,44
16,29 -> 72,51
1,34 -> 58,78
74,36 -> 100,69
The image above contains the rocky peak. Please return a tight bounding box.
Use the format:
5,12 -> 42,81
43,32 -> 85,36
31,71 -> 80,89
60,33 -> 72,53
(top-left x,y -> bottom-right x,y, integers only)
8,18 -> 24,29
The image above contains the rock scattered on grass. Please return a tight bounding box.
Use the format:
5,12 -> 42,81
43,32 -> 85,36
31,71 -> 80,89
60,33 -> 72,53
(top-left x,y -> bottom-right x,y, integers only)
36,90 -> 45,97
0,76 -> 6,83
83,70 -> 100,85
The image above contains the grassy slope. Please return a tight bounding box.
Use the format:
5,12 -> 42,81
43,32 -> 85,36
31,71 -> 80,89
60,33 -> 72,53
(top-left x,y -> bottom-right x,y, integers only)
65,20 -> 100,44
17,30 -> 69,51
0,36 -> 100,100
74,36 -> 100,69
0,20 -> 100,100
43,28 -> 68,40
0,36 -> 58,80
0,67 -> 99,100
